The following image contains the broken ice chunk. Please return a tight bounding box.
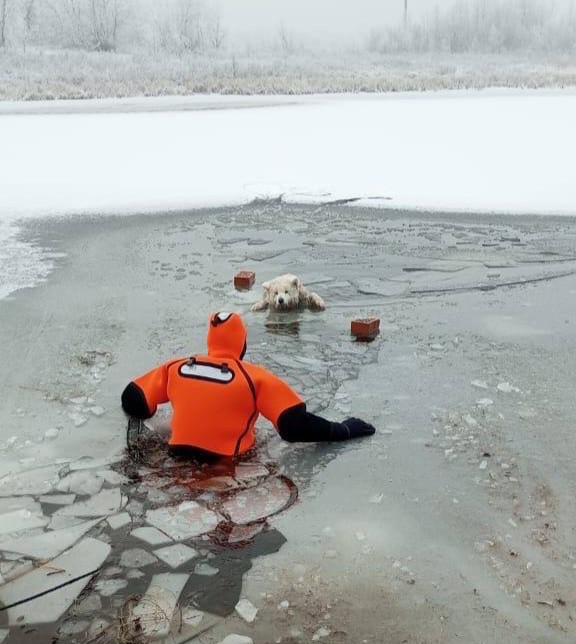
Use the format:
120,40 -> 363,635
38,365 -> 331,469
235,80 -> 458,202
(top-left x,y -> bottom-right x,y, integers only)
89,406 -> 106,417
497,382 -> 520,393
471,380 -> 489,390
119,548 -> 158,568
75,593 -> 102,614
194,562 -> 219,576
222,478 -> 291,525
69,412 -> 88,427
56,470 -> 103,496
53,488 -> 124,518
154,544 -> 198,569
94,578 -> 128,597
476,398 -> 494,407
235,598 -> 258,623
106,513 -> 131,530
145,501 -> 219,540
58,619 -> 90,636
312,627 -> 331,641
0,518 -> 102,560
49,515 -> 87,531
130,573 -> 189,638
0,497 -> 41,515
182,607 -> 204,627
39,494 -> 76,506
131,526 -> 173,546
0,538 -> 110,625
0,508 -> 48,537
96,469 -> 129,486
69,456 -> 123,471
0,464 -> 64,497
44,428 -> 60,440
218,636 -> 253,644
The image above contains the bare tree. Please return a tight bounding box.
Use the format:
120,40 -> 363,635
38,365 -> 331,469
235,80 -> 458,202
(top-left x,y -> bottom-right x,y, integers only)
277,21 -> 293,55
88,0 -> 125,51
0,0 -> 12,47
21,0 -> 36,51
208,10 -> 224,49
177,0 -> 205,52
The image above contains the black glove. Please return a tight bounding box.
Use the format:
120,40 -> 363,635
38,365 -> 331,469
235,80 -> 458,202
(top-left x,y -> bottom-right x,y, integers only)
330,417 -> 376,441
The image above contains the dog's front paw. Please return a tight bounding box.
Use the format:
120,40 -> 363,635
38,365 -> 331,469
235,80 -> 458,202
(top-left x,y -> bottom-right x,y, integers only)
308,293 -> 326,311
251,300 -> 269,312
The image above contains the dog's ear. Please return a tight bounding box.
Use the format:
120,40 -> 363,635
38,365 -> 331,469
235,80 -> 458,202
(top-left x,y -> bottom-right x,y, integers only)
291,276 -> 301,287
262,281 -> 271,291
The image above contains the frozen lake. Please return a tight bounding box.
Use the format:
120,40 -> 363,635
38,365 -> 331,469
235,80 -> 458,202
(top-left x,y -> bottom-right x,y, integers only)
0,203 -> 575,643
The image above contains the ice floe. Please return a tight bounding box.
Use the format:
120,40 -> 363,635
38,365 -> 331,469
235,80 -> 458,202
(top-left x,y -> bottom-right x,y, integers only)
0,464 -> 65,497
119,548 -> 158,568
0,518 -> 102,559
0,508 -> 48,537
154,543 -> 198,568
130,526 -> 173,546
130,573 -> 189,638
106,512 -> 131,530
145,501 -> 219,540
56,470 -> 103,496
53,488 -> 125,518
0,537 -> 110,625
235,598 -> 258,623
222,478 -> 292,525
39,494 -> 76,505
94,578 -> 128,596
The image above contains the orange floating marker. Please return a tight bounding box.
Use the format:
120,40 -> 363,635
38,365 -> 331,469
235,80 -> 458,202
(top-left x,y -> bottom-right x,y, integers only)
351,317 -> 380,341
234,270 -> 256,290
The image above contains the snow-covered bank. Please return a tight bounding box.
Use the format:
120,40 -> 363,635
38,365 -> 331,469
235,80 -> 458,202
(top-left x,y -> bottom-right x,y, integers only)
1,90 -> 575,220
0,90 -> 575,300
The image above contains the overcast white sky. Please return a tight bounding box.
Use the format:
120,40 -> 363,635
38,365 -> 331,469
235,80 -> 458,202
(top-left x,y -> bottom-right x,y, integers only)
215,0 -> 453,38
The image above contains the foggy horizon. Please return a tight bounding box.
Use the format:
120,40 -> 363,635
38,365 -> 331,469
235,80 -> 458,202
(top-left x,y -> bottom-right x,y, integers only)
216,0 -> 445,38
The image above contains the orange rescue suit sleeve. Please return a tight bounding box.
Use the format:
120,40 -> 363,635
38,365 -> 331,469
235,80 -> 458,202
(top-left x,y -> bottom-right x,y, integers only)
249,365 -> 304,427
123,360 -> 181,418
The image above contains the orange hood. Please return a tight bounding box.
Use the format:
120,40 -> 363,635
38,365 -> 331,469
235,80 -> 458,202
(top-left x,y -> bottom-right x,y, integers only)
206,312 -> 247,360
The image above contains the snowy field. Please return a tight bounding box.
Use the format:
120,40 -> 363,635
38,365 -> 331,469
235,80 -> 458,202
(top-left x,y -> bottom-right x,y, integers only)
1,89 -> 576,301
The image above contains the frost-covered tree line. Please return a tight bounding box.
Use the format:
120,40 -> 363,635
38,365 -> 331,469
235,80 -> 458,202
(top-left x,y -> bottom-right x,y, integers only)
370,0 -> 576,54
0,0 -> 224,52
0,0 -> 574,55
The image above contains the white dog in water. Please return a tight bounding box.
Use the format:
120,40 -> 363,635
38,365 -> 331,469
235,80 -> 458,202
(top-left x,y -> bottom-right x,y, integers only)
251,274 -> 326,312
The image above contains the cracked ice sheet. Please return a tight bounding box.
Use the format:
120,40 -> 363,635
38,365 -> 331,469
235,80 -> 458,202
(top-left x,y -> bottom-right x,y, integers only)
53,488 -> 125,518
0,518 -> 103,560
130,573 -> 189,639
222,478 -> 292,525
0,537 -> 110,625
145,501 -> 219,540
0,464 -> 65,497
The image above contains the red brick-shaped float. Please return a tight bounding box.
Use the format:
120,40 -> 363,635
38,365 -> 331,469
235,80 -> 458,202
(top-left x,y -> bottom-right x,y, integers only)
234,270 -> 256,290
351,317 -> 380,341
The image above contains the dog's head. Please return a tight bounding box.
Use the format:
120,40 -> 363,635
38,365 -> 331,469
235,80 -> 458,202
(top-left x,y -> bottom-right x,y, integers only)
263,275 -> 302,310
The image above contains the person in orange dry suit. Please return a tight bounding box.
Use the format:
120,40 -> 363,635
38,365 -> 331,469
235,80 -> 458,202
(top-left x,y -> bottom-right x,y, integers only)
121,312 -> 375,459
